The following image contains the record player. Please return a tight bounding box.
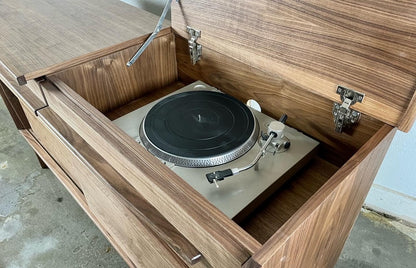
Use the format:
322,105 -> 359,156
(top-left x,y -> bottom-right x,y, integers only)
113,81 -> 319,220
3,0 -> 413,266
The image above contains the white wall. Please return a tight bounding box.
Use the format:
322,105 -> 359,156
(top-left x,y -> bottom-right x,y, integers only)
121,0 -> 416,224
365,123 -> 416,224
121,0 -> 169,19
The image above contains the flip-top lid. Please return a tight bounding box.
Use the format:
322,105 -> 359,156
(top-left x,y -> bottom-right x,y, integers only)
172,1 -> 416,132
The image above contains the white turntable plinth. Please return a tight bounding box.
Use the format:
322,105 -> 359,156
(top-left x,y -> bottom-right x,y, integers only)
113,81 -> 319,220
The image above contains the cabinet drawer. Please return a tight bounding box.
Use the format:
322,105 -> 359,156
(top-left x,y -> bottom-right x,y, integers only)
22,104 -> 211,267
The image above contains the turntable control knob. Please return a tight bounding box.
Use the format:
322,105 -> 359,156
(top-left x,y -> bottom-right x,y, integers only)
268,121 -> 285,139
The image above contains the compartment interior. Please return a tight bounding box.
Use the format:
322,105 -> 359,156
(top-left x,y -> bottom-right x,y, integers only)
49,32 -> 385,244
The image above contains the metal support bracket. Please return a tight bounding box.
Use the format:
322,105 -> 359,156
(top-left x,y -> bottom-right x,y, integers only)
186,26 -> 202,65
34,76 -> 49,116
126,0 -> 174,67
332,86 -> 365,133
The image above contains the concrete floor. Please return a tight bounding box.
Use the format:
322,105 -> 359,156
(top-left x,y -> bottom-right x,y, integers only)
1,97 -> 415,267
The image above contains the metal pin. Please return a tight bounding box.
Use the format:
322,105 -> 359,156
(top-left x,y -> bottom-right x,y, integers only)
213,179 -> 219,188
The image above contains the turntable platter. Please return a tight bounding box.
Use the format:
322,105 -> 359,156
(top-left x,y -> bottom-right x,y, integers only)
139,91 -> 259,167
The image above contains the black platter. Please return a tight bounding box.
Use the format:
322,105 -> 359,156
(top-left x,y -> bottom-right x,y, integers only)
139,91 -> 259,167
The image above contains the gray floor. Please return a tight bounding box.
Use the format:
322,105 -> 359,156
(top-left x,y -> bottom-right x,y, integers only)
1,97 -> 415,268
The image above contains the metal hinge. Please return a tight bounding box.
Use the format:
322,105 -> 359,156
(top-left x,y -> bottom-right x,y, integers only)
332,86 -> 365,133
186,26 -> 202,65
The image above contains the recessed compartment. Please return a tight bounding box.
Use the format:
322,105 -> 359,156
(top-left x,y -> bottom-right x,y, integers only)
26,30 -> 394,267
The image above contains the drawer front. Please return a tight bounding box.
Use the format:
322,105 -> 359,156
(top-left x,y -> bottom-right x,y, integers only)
38,77 -> 261,267
25,79 -> 47,106
23,105 -> 205,267
244,125 -> 395,268
17,129 -> 136,267
22,104 -> 83,190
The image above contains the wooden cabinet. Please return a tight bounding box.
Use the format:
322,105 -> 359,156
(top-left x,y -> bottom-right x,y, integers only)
1,1 -> 414,267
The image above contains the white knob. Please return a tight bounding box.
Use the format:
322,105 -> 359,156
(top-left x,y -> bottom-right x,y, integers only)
246,99 -> 261,112
268,121 -> 285,139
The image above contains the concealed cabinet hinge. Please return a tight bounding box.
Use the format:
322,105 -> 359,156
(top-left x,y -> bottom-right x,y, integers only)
186,26 -> 202,65
333,86 -> 365,133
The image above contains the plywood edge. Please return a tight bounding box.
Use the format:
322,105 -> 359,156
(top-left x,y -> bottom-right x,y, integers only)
17,27 -> 173,85
19,129 -> 136,267
247,125 -> 395,266
398,89 -> 416,132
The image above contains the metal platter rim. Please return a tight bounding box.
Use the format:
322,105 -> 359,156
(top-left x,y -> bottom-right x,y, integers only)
138,91 -> 260,167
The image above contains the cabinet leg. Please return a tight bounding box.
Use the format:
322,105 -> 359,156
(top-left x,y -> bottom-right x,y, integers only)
0,80 -> 30,130
1,81 -> 47,169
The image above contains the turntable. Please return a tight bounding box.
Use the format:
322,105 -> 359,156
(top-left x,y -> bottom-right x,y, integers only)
113,81 -> 319,220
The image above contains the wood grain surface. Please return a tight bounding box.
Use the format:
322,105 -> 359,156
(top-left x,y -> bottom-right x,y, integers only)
175,36 -> 384,166
241,157 -> 339,244
19,129 -> 136,267
0,63 -> 46,113
398,91 -> 416,132
53,33 -> 178,113
0,0 -> 170,84
26,105 -> 192,267
37,106 -> 206,266
0,80 -> 30,130
243,125 -> 395,268
0,70 -> 48,168
172,0 -> 416,130
106,81 -> 186,120
41,77 -> 261,267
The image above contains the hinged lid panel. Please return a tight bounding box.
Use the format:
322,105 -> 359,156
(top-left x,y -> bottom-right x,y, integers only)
172,0 -> 416,131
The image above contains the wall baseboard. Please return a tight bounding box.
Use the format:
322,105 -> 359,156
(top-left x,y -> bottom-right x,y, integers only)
365,184 -> 416,225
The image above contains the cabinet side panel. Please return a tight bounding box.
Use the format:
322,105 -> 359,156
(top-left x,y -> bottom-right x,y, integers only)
244,125 -> 395,268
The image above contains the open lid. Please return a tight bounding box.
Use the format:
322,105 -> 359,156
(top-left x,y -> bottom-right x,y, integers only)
171,1 -> 416,132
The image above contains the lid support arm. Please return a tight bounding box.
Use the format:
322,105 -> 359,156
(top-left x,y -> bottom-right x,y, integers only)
127,0 -> 174,67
